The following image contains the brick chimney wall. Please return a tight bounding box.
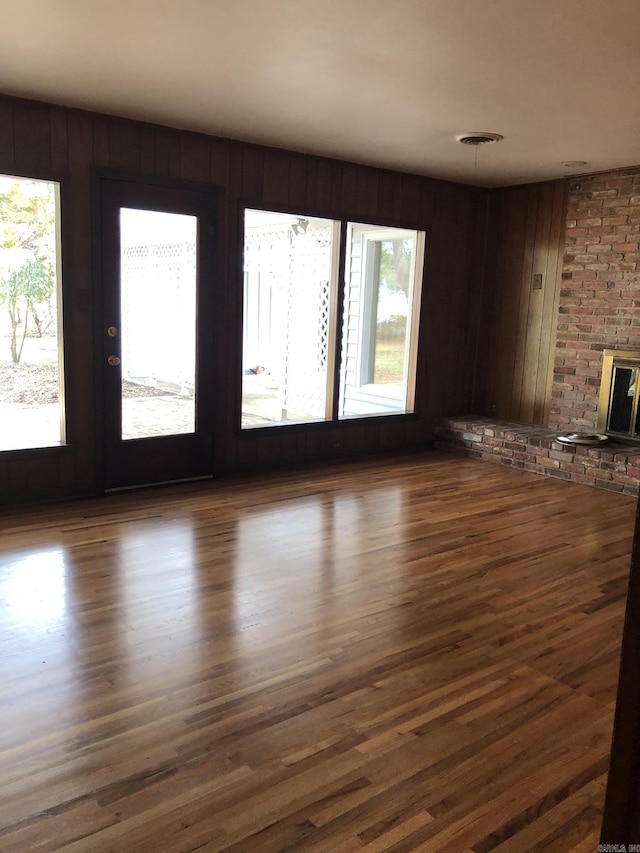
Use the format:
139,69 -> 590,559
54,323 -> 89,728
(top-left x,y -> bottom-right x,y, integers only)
549,167 -> 640,431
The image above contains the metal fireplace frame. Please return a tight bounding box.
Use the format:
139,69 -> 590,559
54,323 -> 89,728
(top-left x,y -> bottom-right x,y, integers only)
597,349 -> 640,445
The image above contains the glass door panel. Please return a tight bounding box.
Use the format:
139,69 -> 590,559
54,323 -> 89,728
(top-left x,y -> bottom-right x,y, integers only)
100,179 -> 216,491
119,208 -> 197,440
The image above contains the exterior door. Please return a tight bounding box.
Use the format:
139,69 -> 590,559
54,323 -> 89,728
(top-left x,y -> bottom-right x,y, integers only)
99,179 -> 216,490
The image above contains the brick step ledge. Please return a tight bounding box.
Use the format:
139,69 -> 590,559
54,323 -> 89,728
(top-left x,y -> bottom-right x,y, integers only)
435,416 -> 640,496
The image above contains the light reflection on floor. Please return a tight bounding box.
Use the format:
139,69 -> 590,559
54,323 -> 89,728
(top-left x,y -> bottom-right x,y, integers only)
0,547 -> 77,750
0,548 -> 67,632
232,487 -> 404,651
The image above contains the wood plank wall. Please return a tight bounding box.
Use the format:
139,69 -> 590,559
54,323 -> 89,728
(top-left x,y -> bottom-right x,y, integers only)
0,94 -> 489,505
476,180 -> 567,425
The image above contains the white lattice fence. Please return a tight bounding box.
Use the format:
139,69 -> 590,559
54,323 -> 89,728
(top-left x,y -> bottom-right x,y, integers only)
244,222 -> 332,419
121,241 -> 196,391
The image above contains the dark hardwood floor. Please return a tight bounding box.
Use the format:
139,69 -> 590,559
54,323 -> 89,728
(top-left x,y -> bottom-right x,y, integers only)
0,451 -> 636,851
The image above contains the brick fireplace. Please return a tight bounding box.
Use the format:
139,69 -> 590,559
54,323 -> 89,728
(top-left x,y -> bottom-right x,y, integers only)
551,167 -> 640,432
436,166 -> 640,496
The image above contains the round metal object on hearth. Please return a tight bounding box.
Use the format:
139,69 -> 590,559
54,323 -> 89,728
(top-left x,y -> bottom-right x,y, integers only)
555,432 -> 609,446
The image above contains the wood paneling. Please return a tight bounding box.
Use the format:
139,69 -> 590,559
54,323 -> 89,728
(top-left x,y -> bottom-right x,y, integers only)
13,100 -> 51,172
153,126 -> 181,178
0,92 -> 489,505
0,454 -> 634,849
478,181 -> 567,425
421,182 -> 488,425
0,98 -> 15,164
49,110 -> 69,173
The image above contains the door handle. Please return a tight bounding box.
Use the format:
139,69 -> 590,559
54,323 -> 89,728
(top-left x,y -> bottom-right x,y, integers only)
107,355 -> 120,366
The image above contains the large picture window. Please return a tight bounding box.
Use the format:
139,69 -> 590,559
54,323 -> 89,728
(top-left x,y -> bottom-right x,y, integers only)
241,210 -> 339,428
241,209 -> 424,429
0,175 -> 64,451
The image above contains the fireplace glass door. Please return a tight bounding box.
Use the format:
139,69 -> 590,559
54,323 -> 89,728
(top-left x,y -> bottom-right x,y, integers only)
597,350 -> 640,443
609,367 -> 640,435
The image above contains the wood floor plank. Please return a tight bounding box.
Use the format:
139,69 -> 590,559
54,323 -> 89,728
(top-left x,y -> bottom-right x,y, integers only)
0,451 -> 636,851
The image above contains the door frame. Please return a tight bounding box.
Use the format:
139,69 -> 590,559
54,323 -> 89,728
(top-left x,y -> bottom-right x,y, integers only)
93,171 -> 222,491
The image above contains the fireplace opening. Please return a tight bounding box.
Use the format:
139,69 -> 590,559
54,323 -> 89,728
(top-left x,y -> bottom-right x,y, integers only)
597,349 -> 640,445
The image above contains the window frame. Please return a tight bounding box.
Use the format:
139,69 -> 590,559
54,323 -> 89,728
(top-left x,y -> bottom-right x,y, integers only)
352,225 -> 423,408
238,205 -> 425,432
0,170 -> 68,453
240,209 -> 342,430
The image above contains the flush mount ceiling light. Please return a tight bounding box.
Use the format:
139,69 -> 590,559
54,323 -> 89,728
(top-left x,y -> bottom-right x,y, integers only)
455,132 -> 504,146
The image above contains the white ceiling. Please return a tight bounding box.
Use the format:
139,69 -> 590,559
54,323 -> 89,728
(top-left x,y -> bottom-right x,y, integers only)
1,0 -> 639,187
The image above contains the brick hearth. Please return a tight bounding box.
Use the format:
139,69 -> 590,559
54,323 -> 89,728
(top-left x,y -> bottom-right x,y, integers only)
435,416 -> 640,496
